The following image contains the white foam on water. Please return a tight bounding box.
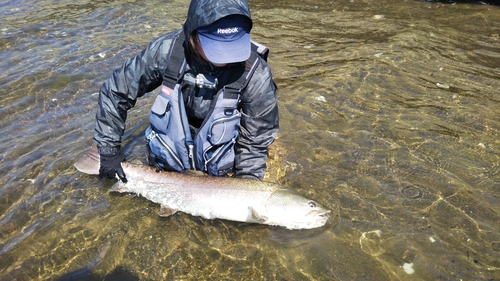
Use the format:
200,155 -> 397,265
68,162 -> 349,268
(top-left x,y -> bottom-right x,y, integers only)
402,263 -> 415,275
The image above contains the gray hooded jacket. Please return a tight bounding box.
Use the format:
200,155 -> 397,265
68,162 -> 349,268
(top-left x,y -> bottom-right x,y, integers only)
94,0 -> 279,180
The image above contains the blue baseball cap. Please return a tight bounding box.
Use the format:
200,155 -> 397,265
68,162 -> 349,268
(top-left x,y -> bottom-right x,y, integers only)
197,15 -> 252,64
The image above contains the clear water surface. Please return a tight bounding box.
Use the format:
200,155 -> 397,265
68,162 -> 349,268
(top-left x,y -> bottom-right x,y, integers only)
1,0 -> 499,280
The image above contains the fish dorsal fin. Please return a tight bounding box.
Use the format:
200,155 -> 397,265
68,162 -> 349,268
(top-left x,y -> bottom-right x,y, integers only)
247,207 -> 268,223
158,205 -> 178,217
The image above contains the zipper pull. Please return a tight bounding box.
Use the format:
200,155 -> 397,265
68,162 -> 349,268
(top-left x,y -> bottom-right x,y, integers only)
146,129 -> 157,140
188,144 -> 196,170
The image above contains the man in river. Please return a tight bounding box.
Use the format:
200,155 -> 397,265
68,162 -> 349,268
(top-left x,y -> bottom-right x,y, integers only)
94,0 -> 279,183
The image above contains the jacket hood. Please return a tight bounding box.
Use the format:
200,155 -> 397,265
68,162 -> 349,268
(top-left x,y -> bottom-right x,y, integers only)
183,0 -> 252,41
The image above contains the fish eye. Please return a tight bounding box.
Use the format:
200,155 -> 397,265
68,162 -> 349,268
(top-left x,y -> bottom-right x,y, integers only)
308,201 -> 317,208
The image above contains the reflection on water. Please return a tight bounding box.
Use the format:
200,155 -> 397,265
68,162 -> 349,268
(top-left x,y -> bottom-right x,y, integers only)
1,0 -> 500,280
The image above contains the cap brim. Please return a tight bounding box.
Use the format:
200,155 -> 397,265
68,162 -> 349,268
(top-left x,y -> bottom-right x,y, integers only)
198,32 -> 251,64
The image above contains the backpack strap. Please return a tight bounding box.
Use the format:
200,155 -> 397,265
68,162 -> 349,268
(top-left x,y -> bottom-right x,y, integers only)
222,52 -> 260,100
222,41 -> 268,98
163,31 -> 187,89
251,40 -> 269,62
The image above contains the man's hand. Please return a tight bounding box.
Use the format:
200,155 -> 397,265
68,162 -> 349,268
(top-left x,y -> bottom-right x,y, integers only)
99,151 -> 127,183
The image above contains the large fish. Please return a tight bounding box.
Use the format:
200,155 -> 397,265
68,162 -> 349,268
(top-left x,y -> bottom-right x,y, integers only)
74,146 -> 331,229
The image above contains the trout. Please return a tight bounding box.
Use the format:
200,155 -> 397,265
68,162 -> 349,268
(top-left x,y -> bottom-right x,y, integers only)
74,146 -> 330,229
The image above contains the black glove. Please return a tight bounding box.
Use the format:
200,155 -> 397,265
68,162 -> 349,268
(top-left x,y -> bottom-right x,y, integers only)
99,151 -> 127,183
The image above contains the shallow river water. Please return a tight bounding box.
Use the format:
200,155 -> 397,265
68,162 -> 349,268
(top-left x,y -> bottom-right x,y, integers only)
1,0 -> 500,280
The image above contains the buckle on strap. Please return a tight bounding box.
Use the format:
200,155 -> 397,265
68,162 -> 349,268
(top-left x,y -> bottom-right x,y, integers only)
146,129 -> 158,141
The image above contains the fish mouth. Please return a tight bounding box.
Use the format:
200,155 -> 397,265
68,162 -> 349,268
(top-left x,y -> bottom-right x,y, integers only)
319,210 -> 331,219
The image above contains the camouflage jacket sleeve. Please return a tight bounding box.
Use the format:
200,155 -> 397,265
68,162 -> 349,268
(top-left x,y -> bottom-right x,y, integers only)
94,31 -> 179,155
234,58 -> 279,180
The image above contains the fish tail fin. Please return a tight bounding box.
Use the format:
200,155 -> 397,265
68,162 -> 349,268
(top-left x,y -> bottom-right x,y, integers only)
74,144 -> 100,175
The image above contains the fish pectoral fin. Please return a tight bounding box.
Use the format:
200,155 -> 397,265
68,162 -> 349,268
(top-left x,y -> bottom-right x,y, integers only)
158,205 -> 178,217
109,182 -> 128,193
247,207 -> 268,223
